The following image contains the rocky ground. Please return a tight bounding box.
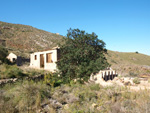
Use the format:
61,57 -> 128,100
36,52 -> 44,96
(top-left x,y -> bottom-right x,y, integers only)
94,76 -> 150,91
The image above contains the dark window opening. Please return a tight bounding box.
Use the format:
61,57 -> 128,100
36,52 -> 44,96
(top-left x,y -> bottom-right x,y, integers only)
46,53 -> 53,63
35,55 -> 37,60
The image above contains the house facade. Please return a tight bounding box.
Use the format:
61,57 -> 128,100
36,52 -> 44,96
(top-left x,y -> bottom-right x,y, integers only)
30,47 -> 60,72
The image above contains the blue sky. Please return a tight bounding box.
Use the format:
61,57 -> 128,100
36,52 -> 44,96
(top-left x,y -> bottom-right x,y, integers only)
0,0 -> 150,55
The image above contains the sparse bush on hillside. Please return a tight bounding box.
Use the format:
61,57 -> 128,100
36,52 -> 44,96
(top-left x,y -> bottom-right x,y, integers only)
133,77 -> 140,84
4,65 -> 25,78
25,68 -> 45,77
129,71 -> 138,77
111,59 -> 117,64
0,46 -> 9,64
0,64 -> 26,79
148,79 -> 150,83
0,80 -> 50,113
135,51 -> 139,54
43,73 -> 62,87
43,73 -> 55,87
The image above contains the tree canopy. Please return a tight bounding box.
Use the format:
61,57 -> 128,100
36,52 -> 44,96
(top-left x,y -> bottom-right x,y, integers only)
57,28 -> 109,83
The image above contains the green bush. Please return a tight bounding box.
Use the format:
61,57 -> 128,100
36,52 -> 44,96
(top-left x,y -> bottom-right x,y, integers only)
0,80 -> 50,113
43,73 -> 62,87
0,46 -> 9,63
25,68 -> 45,77
0,65 -> 26,79
43,73 -> 55,87
133,77 -> 140,84
135,51 -> 139,54
89,84 -> 100,91
148,79 -> 150,83
129,71 -> 138,77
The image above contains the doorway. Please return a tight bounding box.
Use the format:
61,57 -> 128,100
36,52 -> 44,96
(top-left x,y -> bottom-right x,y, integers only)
40,54 -> 44,68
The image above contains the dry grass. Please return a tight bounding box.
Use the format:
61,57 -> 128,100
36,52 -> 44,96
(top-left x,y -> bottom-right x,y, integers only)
0,21 -> 64,57
1,78 -> 150,113
106,50 -> 150,76
0,80 -> 50,113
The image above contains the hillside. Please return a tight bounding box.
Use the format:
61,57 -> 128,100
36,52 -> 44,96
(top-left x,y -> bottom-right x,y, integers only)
107,50 -> 150,66
0,21 -> 63,57
106,50 -> 150,76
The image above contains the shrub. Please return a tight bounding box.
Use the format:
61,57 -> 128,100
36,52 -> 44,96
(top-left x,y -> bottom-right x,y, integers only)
0,65 -> 26,79
0,46 -> 9,63
43,73 -> 62,87
135,51 -> 139,54
129,71 -> 138,77
43,73 -> 55,87
26,68 -> 45,77
133,77 -> 140,84
0,80 -> 50,112
148,79 -> 150,83
89,84 -> 100,91
5,65 -> 25,78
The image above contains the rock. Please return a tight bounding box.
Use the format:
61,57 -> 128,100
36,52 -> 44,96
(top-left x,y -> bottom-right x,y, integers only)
44,105 -> 50,111
49,98 -> 62,109
62,90 -> 68,94
64,104 -> 69,109
41,104 -> 56,113
113,77 -> 119,81
91,103 -> 98,108
121,80 -> 124,83
124,81 -> 131,86
67,94 -> 79,103
13,78 -> 17,82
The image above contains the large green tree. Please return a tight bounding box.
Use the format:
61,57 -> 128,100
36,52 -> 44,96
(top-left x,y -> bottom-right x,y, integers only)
57,28 -> 109,83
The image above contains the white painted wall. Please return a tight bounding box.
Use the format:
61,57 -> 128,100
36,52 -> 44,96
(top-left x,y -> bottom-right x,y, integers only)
7,53 -> 17,62
30,48 -> 59,72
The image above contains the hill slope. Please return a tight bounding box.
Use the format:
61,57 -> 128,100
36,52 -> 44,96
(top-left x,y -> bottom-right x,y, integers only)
107,50 -> 150,66
0,21 -> 63,57
106,50 -> 150,76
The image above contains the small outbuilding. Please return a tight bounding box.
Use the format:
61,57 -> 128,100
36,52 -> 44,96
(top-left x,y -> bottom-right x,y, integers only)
7,52 -> 17,62
30,46 -> 60,72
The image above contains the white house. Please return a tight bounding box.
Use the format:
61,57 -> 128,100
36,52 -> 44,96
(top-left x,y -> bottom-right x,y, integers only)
7,52 -> 17,62
30,46 -> 60,72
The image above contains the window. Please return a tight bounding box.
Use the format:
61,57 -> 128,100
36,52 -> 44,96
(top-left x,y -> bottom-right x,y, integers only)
35,55 -> 37,60
46,53 -> 52,63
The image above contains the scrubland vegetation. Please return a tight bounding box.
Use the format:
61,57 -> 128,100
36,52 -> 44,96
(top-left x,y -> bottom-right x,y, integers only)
1,77 -> 150,113
0,64 -> 26,79
0,80 -> 50,113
